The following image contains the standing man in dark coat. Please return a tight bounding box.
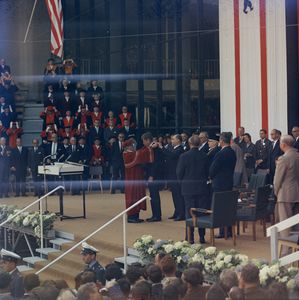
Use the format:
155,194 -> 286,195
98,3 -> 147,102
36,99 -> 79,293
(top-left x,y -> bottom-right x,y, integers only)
291,126 -> 299,151
177,135 -> 209,243
209,132 -> 237,238
198,132 -> 210,153
28,138 -> 45,197
11,138 -> 28,197
0,137 -> 10,198
0,249 -> 25,298
110,132 -> 125,194
233,127 -> 246,151
255,129 -> 272,172
142,133 -> 162,222
161,134 -> 185,221
268,129 -> 283,184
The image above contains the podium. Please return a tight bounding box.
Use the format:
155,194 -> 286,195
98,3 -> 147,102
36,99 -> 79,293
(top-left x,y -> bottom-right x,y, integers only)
38,162 -> 86,220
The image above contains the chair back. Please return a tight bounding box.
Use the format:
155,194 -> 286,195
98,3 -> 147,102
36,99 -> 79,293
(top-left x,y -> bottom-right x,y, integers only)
254,185 -> 272,219
211,190 -> 239,228
255,173 -> 268,188
248,174 -> 258,190
233,172 -> 242,188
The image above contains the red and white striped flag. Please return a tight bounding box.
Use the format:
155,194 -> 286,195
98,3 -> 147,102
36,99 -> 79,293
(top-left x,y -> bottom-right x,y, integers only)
45,0 -> 64,58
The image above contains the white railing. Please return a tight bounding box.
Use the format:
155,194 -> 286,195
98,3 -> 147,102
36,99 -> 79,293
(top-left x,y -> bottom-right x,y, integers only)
267,213 -> 299,265
36,195 -> 151,275
0,186 -> 65,258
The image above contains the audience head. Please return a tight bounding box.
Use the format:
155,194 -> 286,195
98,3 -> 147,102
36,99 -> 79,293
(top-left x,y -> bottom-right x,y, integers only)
75,272 -> 83,290
280,135 -> 295,152
32,138 -> 39,147
77,282 -> 101,300
171,134 -> 182,147
70,137 -> 76,145
219,269 -> 238,294
142,132 -> 153,147
219,132 -> 232,147
259,129 -> 267,140
267,282 -> 288,300
117,278 -> 131,298
126,266 -> 144,285
146,265 -> 163,284
270,129 -> 280,141
206,283 -> 226,300
31,284 -> 60,300
162,278 -> 186,300
57,288 -> 77,300
105,263 -> 123,282
0,137 -> 6,146
16,137 -> 22,147
188,261 -> 204,273
160,255 -> 177,277
228,286 -> 244,300
80,270 -> 97,285
108,119 -> 114,127
181,132 -> 189,142
292,126 -> 299,139
54,279 -> 69,291
199,131 -> 209,144
118,133 -> 125,142
52,133 -> 58,143
124,119 -> 130,127
188,135 -> 200,148
24,273 -> 40,293
131,280 -> 151,300
0,271 -> 11,291
122,106 -> 128,113
237,127 -> 245,137
154,252 -> 166,267
182,268 -> 203,287
243,133 -> 251,144
239,264 -> 260,289
108,110 -> 114,118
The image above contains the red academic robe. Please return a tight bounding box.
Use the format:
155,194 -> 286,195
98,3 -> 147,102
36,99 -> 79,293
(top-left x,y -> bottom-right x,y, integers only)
123,147 -> 154,216
6,128 -> 23,148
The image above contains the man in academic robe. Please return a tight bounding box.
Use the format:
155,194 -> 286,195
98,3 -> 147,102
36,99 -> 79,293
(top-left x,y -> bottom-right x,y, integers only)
268,129 -> 283,184
161,134 -> 185,221
11,138 -> 28,197
28,138 -> 45,197
123,138 -> 154,223
90,106 -> 103,125
209,132 -> 237,238
118,106 -> 134,128
0,249 -> 24,298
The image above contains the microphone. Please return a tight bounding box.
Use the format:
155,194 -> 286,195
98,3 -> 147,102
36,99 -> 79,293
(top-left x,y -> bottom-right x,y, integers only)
65,154 -> 72,163
58,154 -> 65,162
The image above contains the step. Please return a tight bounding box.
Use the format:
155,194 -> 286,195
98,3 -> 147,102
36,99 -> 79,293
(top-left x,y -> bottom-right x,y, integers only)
23,256 -> 47,266
36,247 -> 61,258
17,265 -> 34,273
50,238 -> 73,250
22,119 -> 43,131
55,230 -> 75,241
114,256 -> 142,266
23,104 -> 44,118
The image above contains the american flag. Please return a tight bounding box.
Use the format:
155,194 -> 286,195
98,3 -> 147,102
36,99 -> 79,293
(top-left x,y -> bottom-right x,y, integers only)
45,0 -> 64,58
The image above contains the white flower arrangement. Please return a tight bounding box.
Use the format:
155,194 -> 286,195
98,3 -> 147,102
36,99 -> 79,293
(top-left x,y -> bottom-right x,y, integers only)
133,236 -> 299,290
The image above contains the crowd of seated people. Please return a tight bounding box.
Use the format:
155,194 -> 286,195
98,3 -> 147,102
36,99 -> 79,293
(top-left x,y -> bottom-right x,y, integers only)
0,252 -> 296,300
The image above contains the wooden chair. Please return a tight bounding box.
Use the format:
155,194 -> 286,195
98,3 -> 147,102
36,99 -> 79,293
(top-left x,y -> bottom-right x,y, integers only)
278,234 -> 299,266
88,166 -> 103,193
236,185 -> 272,241
186,190 -> 239,246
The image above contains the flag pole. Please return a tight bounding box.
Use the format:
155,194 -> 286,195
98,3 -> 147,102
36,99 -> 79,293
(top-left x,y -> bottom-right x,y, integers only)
24,0 -> 38,43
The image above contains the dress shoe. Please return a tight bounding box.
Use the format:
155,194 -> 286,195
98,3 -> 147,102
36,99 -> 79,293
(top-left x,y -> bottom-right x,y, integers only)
128,219 -> 140,224
215,235 -> 224,239
146,217 -> 161,222
168,215 -> 176,220
200,237 -> 206,244
137,219 -> 144,223
174,217 -> 185,221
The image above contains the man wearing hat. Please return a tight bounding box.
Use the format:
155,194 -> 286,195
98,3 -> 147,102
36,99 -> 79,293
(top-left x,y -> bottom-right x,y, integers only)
0,249 -> 25,298
80,242 -> 105,286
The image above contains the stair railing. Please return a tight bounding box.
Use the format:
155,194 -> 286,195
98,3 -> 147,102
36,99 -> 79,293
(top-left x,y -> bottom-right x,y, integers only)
36,195 -> 151,275
0,186 -> 65,258
267,213 -> 299,265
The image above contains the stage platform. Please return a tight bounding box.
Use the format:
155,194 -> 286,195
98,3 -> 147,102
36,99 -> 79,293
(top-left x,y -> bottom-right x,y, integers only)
0,190 -> 271,287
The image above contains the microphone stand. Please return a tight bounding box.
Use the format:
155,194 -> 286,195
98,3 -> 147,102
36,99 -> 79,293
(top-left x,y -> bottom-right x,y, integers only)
42,154 -> 53,213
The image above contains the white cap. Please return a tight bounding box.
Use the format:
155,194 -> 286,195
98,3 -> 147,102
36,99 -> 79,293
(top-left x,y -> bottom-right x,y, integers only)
80,242 -> 99,255
0,249 -> 21,261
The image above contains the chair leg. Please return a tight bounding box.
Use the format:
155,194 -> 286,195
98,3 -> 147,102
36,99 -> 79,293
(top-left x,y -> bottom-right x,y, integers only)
237,221 -> 240,235
271,214 -> 275,226
224,227 -> 228,240
210,229 -> 215,246
187,226 -> 192,243
232,225 -> 236,246
278,241 -> 283,258
262,219 -> 266,237
252,221 -> 256,241
99,176 -> 103,194
242,221 -> 246,233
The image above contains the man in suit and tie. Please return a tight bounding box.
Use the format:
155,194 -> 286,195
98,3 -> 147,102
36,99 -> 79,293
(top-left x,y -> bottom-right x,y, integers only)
181,132 -> 190,151
233,127 -> 246,151
67,137 -> 81,195
198,131 -> 210,153
291,126 -> 299,151
28,138 -> 45,197
110,132 -> 125,194
161,134 -> 185,221
89,120 -> 103,146
104,119 -> 119,143
209,132 -> 237,238
274,135 -> 299,254
0,137 -> 10,198
11,138 -> 28,197
268,129 -> 283,184
177,135 -> 209,243
120,119 -> 135,140
255,129 -> 272,172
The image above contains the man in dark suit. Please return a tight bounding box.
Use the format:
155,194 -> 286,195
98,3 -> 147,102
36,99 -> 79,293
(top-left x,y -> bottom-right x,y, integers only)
291,126 -> 299,151
142,133 -> 163,222
268,129 -> 283,184
233,127 -> 246,151
181,132 -> 190,151
120,119 -> 135,140
0,249 -> 25,298
77,90 -> 91,111
255,129 -> 272,172
78,137 -> 91,192
198,131 -> 210,153
104,119 -> 119,143
209,132 -> 237,238
28,138 -> 45,197
89,120 -> 103,146
11,138 -> 28,197
0,137 -> 10,198
161,134 -> 185,221
0,59 -> 11,74
110,132 -> 125,194
177,135 -> 209,243
67,137 -> 81,195
58,91 -> 77,116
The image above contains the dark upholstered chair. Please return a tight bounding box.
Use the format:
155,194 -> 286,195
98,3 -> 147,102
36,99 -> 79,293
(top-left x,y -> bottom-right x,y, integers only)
186,190 -> 239,246
236,185 -> 272,241
233,172 -> 242,188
